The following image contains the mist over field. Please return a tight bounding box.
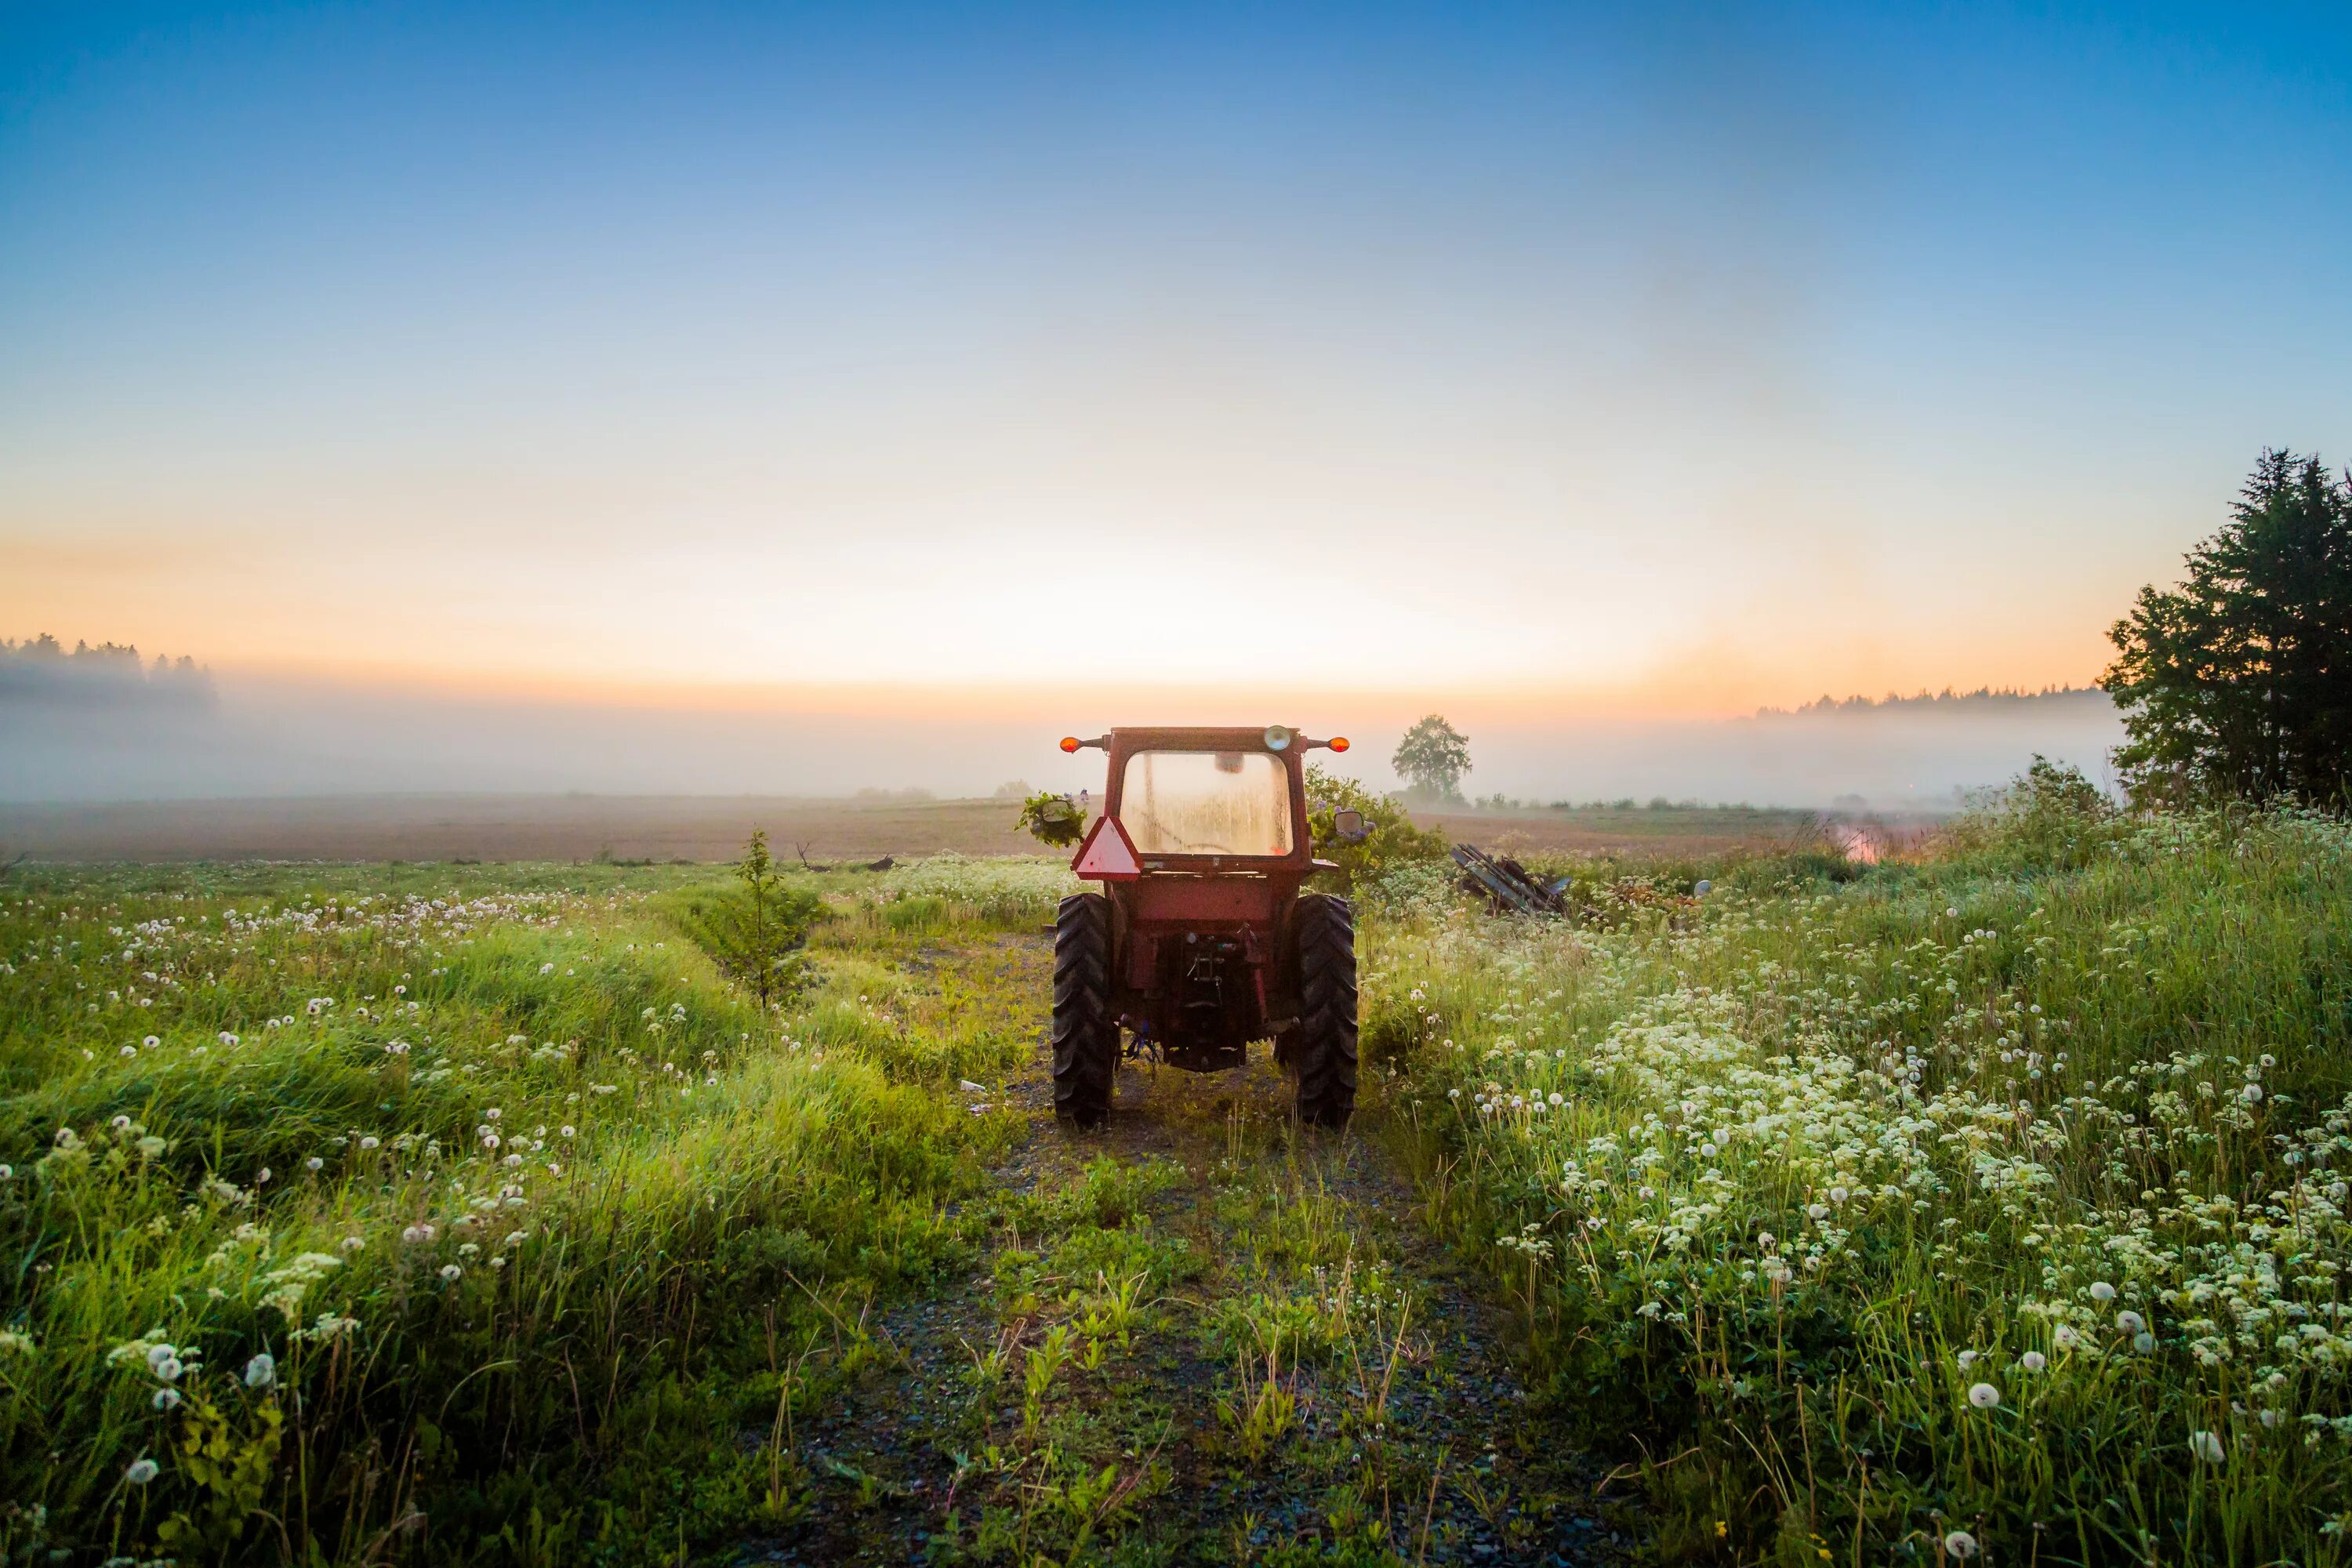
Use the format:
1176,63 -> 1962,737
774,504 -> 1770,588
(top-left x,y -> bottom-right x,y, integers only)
0,664 -> 2123,808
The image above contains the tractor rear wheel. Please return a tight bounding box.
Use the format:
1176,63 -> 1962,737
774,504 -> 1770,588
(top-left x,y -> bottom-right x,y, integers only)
1289,893 -> 1358,1128
1051,892 -> 1119,1126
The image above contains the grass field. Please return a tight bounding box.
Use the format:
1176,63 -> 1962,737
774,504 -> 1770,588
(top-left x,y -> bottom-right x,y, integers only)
3,779 -> 2347,1566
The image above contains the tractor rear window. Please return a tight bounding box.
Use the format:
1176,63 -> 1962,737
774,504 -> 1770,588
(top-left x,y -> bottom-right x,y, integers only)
1117,750 -> 1294,857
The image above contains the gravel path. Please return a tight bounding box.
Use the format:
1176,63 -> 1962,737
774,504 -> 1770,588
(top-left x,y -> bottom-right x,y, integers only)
738,934 -> 1628,1566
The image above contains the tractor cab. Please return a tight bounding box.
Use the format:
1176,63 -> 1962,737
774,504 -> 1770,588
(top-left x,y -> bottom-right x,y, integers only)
1049,726 -> 1359,1127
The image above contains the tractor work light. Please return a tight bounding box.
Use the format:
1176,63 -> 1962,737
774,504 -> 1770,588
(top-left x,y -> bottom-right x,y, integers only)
1263,724 -> 1296,751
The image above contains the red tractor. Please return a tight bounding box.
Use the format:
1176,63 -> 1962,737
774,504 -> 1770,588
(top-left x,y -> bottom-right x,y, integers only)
1050,724 -> 1363,1128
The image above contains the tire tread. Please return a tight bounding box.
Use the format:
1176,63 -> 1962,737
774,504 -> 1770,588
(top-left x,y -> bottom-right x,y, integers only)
1290,893 -> 1358,1127
1051,893 -> 1118,1125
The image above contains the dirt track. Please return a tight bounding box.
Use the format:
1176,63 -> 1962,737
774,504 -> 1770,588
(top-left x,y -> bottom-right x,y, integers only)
0,795 -> 1833,865
0,794 -> 1037,864
756,929 -> 1626,1565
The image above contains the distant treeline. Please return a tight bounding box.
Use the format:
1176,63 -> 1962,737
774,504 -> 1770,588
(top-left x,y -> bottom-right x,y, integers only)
1,634 -> 217,710
1755,684 -> 2111,719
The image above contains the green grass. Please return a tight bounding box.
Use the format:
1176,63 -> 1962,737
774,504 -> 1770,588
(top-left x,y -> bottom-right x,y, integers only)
0,858 -> 1050,1566
1368,781 -> 2352,1565
11,786 -> 2351,1567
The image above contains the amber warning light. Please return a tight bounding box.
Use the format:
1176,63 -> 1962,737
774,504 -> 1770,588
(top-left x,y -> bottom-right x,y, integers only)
1059,736 -> 1080,753
1330,737 -> 1350,753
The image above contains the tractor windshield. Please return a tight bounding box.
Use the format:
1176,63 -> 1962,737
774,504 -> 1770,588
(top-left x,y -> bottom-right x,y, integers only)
1118,750 -> 1294,857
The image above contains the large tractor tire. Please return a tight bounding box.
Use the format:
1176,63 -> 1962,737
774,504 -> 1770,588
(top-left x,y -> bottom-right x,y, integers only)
1290,893 -> 1359,1128
1051,892 -> 1119,1126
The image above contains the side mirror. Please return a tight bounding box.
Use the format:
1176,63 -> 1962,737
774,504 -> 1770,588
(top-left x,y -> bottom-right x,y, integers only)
1333,808 -> 1368,844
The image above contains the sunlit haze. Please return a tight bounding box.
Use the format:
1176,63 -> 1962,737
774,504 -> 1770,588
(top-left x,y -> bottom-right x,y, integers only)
5,3 -> 2348,799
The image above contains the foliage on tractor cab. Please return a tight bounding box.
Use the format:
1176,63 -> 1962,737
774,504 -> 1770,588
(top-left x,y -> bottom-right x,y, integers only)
1016,789 -> 1088,848
1304,763 -> 1447,887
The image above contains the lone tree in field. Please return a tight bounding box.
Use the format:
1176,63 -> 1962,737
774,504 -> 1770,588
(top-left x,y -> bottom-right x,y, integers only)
729,828 -> 818,1008
2103,449 -> 2352,807
1392,713 -> 1472,803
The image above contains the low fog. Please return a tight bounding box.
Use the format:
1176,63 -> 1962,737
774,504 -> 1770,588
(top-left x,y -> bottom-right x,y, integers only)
0,662 -> 2125,811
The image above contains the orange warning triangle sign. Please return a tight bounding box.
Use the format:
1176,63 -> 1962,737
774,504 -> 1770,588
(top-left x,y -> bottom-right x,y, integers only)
1071,815 -> 1143,880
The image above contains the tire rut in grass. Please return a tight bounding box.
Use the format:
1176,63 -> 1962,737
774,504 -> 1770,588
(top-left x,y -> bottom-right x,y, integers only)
746,933 -> 1627,1566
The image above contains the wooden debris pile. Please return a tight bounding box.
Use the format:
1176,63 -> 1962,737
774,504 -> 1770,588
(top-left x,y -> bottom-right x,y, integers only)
1451,843 -> 1570,916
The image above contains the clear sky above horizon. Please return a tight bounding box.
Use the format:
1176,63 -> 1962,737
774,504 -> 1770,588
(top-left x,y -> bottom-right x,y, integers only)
4,2 -> 2347,716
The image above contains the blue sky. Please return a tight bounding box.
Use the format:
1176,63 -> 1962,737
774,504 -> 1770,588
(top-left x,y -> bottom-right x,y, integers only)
3,2 -> 2347,706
